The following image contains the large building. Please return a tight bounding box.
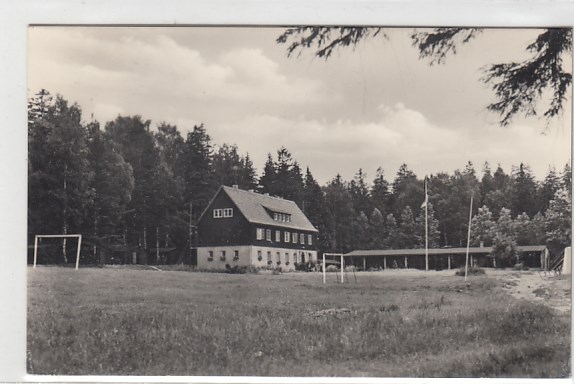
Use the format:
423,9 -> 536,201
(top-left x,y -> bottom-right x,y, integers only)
345,245 -> 549,271
196,186 -> 319,271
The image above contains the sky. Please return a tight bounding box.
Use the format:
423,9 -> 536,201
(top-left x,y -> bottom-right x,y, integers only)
28,26 -> 572,185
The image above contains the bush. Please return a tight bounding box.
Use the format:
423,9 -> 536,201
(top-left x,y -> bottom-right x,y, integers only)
225,264 -> 247,274
491,235 -> 518,267
244,265 -> 260,274
455,266 -> 486,276
514,263 -> 529,271
271,267 -> 282,275
326,265 -> 338,272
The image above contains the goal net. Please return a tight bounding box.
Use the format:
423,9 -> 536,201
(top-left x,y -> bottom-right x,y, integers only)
32,234 -> 83,270
322,253 -> 344,284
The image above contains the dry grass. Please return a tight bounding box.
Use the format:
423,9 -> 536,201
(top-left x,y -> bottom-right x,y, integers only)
27,267 -> 571,377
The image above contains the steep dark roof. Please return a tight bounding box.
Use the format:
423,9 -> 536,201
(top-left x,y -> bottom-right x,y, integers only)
203,186 -> 318,232
346,245 -> 547,257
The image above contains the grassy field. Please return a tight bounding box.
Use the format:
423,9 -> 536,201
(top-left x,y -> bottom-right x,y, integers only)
27,267 -> 571,377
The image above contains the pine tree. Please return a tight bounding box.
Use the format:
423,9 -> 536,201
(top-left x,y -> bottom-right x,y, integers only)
349,169 -> 371,217
479,162 -> 495,207
178,124 -> 215,219
28,95 -> 92,239
259,153 -> 276,194
369,208 -> 386,249
398,206 -> 417,249
484,165 -> 512,220
154,123 -> 184,173
384,213 -> 400,249
240,153 -> 258,191
371,166 -> 390,217
212,143 -> 243,187
323,175 -> 354,252
86,121 -> 134,241
390,163 -> 423,218
105,115 -> 178,253
511,163 -> 538,218
352,211 -> 371,250
537,166 -> 561,214
415,202 -> 440,248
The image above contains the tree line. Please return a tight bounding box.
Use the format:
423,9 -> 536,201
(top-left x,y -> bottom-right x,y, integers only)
28,90 -> 571,264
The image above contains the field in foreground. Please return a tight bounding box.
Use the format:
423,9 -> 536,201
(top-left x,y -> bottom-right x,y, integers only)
27,267 -> 571,377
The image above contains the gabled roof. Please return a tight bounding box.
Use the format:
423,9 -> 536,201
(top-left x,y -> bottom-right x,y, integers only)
346,245 -> 547,257
202,186 -> 318,232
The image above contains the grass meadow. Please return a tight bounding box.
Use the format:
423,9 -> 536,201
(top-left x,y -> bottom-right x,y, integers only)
27,267 -> 570,378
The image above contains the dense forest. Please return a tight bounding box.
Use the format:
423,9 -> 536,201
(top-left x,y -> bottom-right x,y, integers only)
28,90 -> 572,265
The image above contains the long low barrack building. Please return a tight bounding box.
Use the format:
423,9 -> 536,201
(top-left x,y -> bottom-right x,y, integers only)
344,245 -> 549,271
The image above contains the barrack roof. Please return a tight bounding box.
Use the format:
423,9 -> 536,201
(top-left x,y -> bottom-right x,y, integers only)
345,245 -> 547,257
203,186 -> 318,232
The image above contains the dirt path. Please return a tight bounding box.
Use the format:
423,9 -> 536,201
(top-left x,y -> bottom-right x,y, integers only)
496,270 -> 572,314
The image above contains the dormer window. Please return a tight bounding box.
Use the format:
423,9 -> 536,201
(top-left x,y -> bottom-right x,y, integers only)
265,207 -> 292,223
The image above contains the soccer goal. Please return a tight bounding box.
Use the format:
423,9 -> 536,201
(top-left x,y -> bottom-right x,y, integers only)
33,234 -> 83,270
322,253 -> 345,284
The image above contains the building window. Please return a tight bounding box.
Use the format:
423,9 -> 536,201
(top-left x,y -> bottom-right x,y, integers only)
257,250 -> 262,261
208,251 -> 214,261
292,232 -> 298,244
256,228 -> 264,240
267,251 -> 272,264
275,230 -> 281,242
266,229 -> 272,241
220,250 -> 226,261
293,252 -> 298,263
308,252 -> 312,261
284,231 -> 290,243
308,234 -> 313,245
276,252 -> 281,265
300,234 -> 305,245
233,250 -> 239,260
269,210 -> 292,223
213,209 -> 222,218
223,208 -> 233,217
285,252 -> 290,265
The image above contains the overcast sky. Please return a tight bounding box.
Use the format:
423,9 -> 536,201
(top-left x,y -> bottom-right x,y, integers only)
28,26 -> 571,184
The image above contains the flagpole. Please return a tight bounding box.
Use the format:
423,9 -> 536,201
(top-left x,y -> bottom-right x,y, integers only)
425,180 -> 428,272
464,194 -> 474,282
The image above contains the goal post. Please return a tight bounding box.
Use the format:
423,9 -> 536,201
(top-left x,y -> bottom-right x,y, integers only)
322,253 -> 344,284
33,234 -> 82,270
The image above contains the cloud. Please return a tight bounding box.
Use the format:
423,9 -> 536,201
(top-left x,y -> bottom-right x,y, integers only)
28,28 -> 329,127
217,103 -> 570,184
28,27 -> 570,184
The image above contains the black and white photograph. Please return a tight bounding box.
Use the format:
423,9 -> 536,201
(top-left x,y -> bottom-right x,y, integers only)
22,21 -> 572,380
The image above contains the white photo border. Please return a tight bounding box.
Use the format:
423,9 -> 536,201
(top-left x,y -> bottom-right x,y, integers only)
2,0 -> 572,383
